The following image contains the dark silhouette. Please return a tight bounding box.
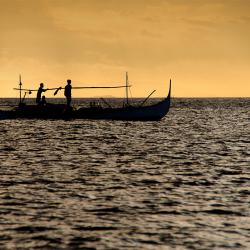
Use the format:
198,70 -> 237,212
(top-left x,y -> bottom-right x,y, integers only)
36,83 -> 47,104
41,96 -> 46,106
64,79 -> 72,107
10,78 -> 171,120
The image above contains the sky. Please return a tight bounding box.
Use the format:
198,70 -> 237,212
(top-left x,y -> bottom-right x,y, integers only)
0,0 -> 250,97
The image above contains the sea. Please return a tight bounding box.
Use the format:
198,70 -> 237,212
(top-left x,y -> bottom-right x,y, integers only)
0,98 -> 249,249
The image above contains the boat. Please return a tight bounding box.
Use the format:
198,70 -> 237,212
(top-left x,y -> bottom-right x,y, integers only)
0,75 -> 171,121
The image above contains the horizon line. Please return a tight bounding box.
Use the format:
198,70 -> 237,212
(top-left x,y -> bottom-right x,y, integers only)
0,96 -> 249,99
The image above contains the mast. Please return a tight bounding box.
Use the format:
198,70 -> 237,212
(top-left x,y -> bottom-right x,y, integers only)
126,72 -> 129,105
19,74 -> 22,105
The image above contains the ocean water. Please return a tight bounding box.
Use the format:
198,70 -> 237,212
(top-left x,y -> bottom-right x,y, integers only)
0,98 -> 249,249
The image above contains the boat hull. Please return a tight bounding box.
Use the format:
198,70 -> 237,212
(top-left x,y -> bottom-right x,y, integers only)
75,97 -> 170,121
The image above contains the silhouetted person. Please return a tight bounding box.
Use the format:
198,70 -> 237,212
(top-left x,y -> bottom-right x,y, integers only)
36,83 -> 47,104
41,96 -> 46,106
64,79 -> 72,107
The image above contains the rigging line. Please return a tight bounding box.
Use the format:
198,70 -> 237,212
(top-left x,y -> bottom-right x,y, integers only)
129,86 -> 133,99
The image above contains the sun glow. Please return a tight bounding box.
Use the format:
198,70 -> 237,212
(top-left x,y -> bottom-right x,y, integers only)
1,0 -> 250,97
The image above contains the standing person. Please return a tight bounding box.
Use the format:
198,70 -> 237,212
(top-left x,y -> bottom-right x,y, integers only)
36,83 -> 47,104
64,79 -> 72,107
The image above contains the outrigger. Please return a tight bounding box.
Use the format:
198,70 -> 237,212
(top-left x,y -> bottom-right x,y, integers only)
1,73 -> 171,121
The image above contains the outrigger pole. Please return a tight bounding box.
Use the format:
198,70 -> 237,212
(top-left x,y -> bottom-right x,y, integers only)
52,85 -> 132,96
140,90 -> 156,107
13,85 -> 131,92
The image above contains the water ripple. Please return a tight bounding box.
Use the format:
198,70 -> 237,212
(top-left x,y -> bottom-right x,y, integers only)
0,98 -> 249,249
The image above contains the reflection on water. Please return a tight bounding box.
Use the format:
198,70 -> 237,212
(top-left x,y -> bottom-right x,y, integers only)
0,98 -> 249,249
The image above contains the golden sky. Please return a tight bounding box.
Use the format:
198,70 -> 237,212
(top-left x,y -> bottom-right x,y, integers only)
0,0 -> 250,97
